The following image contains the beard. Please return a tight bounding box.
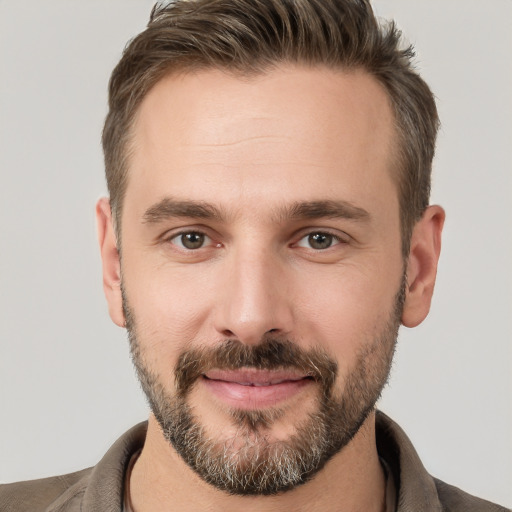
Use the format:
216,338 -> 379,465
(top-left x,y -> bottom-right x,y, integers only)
123,279 -> 404,496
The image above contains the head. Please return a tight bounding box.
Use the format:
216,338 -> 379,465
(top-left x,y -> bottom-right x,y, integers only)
102,0 -> 439,258
97,0 -> 444,497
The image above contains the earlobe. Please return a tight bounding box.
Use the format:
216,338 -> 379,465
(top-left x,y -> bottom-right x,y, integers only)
96,198 -> 125,328
402,205 -> 445,328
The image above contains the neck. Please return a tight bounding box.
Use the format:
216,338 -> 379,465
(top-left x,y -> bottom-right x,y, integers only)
129,411 -> 386,512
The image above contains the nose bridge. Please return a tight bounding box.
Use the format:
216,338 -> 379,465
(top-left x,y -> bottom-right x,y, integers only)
214,240 -> 293,344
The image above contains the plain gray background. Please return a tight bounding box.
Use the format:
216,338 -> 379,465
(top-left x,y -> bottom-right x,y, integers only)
0,0 -> 511,506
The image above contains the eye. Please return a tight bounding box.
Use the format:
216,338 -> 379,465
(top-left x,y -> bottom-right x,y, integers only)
296,232 -> 342,250
170,231 -> 212,250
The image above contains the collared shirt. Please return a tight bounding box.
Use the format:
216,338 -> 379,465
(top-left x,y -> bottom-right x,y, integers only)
1,411 -> 510,511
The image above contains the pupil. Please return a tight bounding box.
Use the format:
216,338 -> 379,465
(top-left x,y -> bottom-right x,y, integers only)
309,233 -> 332,249
182,232 -> 204,249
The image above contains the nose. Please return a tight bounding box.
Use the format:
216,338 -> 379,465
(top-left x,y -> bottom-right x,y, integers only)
213,245 -> 294,345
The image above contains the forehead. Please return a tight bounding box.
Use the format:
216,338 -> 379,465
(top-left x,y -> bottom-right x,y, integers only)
125,65 -> 397,222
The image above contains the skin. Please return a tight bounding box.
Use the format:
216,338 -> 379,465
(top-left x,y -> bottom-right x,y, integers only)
97,65 -> 444,512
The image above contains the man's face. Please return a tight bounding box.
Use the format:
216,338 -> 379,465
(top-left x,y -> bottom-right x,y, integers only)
116,66 -> 405,493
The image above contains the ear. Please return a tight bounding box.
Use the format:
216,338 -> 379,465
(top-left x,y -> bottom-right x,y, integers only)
96,197 -> 125,327
402,205 -> 445,328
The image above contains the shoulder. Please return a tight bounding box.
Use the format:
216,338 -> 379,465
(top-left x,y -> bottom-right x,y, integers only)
434,478 -> 511,512
375,411 -> 510,512
0,468 -> 92,512
0,422 -> 147,512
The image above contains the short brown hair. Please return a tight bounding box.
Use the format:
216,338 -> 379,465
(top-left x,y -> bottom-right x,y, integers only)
103,0 -> 439,256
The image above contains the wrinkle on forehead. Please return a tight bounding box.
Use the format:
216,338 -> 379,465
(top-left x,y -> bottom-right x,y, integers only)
190,134 -> 291,149
133,65 -> 394,155
125,65 -> 399,232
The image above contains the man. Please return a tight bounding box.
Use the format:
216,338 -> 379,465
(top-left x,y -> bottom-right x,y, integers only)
0,0 -> 509,511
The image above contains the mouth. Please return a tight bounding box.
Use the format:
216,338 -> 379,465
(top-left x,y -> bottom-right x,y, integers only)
201,369 -> 314,409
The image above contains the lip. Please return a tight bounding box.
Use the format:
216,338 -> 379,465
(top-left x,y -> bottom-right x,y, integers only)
201,369 -> 313,410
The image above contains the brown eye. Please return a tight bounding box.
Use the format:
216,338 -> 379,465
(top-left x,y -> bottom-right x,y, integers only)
307,233 -> 334,250
172,232 -> 209,250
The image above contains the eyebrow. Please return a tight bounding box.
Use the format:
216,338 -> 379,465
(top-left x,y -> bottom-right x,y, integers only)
285,200 -> 370,222
143,198 -> 224,223
142,198 -> 370,224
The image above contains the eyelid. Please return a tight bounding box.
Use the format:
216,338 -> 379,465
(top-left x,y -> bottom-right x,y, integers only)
173,232 -> 211,250
293,228 -> 351,248
161,226 -> 221,249
158,225 -> 350,251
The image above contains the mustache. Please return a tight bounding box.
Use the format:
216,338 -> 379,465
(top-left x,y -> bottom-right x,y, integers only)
174,337 -> 338,398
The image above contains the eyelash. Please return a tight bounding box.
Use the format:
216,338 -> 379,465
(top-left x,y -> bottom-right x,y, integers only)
166,230 -> 218,250
164,229 -> 348,251
294,231 -> 348,250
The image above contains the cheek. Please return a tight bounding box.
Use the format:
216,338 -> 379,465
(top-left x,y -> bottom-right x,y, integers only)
122,262 -> 217,369
293,263 -> 400,362
124,252 -> 211,317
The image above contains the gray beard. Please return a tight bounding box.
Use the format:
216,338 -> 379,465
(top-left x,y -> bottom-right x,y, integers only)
123,280 -> 403,495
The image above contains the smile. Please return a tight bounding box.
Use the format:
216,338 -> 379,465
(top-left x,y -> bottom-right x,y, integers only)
201,369 -> 314,409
